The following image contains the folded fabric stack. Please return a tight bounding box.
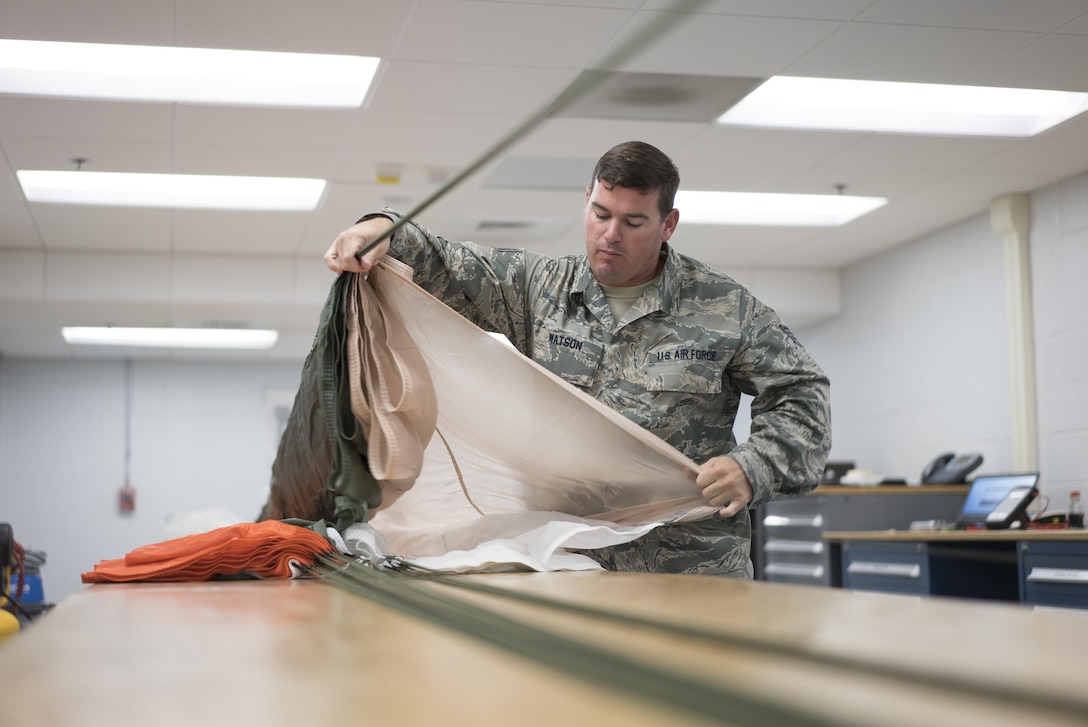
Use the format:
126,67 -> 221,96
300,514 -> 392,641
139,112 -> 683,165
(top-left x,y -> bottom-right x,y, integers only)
81,520 -> 334,584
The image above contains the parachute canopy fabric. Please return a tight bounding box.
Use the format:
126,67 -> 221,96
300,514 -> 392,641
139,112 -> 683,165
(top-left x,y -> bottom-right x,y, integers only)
261,258 -> 715,561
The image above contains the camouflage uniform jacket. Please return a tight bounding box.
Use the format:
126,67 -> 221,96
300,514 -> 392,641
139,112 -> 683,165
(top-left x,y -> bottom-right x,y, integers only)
367,211 -> 832,577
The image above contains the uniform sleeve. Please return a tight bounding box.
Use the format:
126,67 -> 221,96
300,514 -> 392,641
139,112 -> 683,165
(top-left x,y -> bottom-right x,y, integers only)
359,210 -> 540,352
723,294 -> 831,508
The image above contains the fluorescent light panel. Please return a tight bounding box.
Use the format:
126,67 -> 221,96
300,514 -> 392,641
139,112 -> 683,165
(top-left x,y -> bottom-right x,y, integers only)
0,39 -> 379,107
718,76 -> 1088,137
676,190 -> 886,227
62,327 -> 278,350
18,170 -> 325,210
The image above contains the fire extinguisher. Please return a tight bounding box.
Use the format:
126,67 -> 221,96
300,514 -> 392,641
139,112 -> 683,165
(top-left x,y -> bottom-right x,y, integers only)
119,485 -> 136,514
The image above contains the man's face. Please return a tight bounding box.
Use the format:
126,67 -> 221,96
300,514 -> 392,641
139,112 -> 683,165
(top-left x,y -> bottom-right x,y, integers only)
583,179 -> 679,287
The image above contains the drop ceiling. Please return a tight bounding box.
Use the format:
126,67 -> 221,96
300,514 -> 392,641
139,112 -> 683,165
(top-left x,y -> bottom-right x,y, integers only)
2,0 -> 1088,360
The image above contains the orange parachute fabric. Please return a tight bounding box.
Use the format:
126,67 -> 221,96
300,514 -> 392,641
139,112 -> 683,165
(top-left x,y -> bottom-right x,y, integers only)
81,521 -> 333,584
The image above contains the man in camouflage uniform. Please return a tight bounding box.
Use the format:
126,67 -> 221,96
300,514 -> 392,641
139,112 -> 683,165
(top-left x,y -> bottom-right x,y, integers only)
326,141 -> 831,578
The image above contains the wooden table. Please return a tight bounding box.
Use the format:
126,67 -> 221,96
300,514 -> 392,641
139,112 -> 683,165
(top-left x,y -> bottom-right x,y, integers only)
1,572 -> 1087,727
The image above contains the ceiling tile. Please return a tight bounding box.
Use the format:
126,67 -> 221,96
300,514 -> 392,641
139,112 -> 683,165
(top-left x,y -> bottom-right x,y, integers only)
816,134 -> 1016,173
0,167 -> 43,250
173,142 -> 342,178
0,99 -> 173,143
0,0 -> 176,45
1057,11 -> 1088,34
856,0 -> 1088,32
968,33 -> 1088,90
4,137 -> 173,174
779,164 -> 950,199
677,126 -> 865,173
173,106 -> 361,147
0,251 -> 44,299
967,136 -> 1088,187
176,0 -> 412,56
171,210 -> 312,255
507,117 -> 706,161
785,23 -> 1039,83
367,61 -> 576,116
338,111 -> 522,176
172,256 -> 296,303
488,0 -> 642,8
46,251 -> 171,301
393,0 -> 629,67
600,11 -> 842,76
30,205 -> 172,252
483,156 -> 595,190
642,0 -> 871,20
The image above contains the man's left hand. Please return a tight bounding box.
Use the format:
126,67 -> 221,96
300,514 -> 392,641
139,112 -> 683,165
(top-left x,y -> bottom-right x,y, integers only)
696,456 -> 753,518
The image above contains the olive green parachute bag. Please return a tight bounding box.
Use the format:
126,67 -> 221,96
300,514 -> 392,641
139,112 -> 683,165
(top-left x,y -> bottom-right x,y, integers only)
258,271 -> 379,531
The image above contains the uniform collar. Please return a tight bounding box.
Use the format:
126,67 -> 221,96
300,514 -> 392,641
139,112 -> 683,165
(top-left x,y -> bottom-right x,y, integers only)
572,242 -> 681,315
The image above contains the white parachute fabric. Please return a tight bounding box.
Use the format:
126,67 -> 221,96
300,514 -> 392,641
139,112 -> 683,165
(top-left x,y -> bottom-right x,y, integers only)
357,257 -> 716,569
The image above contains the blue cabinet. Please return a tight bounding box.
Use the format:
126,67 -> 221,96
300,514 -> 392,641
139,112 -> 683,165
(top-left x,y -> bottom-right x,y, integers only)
830,534 -> 1088,607
841,540 -> 1021,601
842,541 -> 929,595
1019,541 -> 1088,609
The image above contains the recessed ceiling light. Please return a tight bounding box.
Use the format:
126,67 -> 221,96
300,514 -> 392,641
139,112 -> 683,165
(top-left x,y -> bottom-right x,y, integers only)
676,190 -> 886,226
62,327 -> 279,350
0,39 -> 380,107
717,76 -> 1088,137
17,170 -> 326,210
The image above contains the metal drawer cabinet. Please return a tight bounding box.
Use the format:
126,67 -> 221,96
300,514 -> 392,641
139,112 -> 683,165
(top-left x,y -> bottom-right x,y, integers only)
842,542 -> 929,596
759,498 -> 831,587
1020,541 -> 1088,609
754,487 -> 967,588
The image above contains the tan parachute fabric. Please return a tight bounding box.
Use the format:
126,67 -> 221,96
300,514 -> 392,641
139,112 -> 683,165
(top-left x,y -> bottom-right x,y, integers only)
352,257 -> 716,560
345,264 -> 437,506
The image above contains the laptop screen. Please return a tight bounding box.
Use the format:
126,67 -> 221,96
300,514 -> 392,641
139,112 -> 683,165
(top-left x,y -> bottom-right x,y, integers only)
955,473 -> 1039,527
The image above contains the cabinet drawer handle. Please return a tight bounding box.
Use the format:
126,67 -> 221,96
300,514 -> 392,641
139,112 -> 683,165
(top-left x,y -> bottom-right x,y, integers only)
1026,567 -> 1088,584
764,563 -> 825,579
763,514 -> 824,529
847,561 -> 921,579
765,539 -> 824,554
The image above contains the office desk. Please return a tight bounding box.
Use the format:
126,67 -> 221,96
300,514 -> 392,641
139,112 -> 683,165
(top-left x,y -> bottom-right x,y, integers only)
825,529 -> 1088,607
1,572 -> 1087,727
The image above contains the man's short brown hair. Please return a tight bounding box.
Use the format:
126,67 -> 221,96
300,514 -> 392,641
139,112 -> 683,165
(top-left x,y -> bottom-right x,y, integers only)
590,141 -> 681,220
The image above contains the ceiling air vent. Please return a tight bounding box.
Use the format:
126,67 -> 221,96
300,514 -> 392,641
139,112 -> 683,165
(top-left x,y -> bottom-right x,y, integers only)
556,71 -> 764,122
478,220 -> 534,231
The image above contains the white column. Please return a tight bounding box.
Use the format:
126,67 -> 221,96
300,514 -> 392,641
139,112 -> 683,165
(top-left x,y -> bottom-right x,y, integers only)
989,193 -> 1038,472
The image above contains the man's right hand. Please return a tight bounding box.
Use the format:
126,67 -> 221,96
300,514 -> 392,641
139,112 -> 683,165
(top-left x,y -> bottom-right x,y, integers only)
324,216 -> 394,274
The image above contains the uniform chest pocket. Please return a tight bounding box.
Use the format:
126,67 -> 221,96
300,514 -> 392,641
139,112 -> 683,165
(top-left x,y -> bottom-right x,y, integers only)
532,322 -> 603,390
645,359 -> 724,395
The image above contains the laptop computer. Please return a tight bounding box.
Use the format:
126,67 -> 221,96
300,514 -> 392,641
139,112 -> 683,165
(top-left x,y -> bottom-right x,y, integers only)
953,473 -> 1040,529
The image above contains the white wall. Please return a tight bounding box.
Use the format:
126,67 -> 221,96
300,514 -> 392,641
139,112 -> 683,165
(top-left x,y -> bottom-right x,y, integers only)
803,213 -> 1012,483
1030,171 -> 1088,506
0,359 -> 302,603
803,168 -> 1088,509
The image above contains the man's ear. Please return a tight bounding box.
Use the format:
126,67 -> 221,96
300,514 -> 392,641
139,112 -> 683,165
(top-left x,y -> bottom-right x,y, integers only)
662,208 -> 679,241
